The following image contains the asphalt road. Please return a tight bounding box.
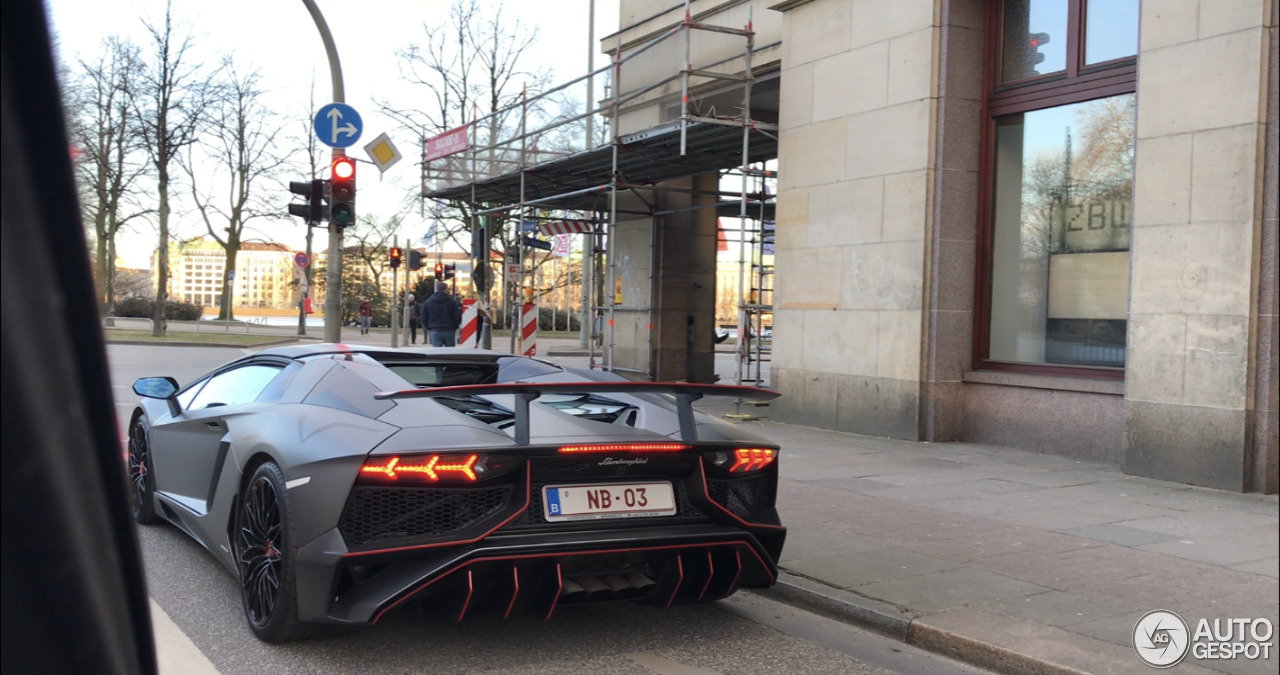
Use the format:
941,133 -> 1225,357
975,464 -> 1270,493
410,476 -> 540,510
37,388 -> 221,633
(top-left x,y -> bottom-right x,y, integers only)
109,344 -> 985,675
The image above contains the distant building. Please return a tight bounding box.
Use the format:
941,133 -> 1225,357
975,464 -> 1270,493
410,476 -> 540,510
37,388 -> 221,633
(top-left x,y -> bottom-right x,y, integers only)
156,239 -> 325,311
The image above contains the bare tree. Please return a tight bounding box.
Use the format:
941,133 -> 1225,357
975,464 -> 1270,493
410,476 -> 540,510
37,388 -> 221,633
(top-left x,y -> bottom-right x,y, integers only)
135,2 -> 216,336
69,36 -> 151,317
285,77 -> 324,335
182,61 -> 288,321
334,213 -> 406,326
383,0 -> 565,336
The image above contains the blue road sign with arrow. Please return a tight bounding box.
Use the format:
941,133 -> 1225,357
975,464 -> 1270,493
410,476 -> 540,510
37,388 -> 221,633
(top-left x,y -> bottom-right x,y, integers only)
314,103 -> 363,148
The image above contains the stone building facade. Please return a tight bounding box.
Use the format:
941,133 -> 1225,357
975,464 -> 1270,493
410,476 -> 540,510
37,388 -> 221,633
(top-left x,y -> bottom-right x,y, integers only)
603,0 -> 1276,492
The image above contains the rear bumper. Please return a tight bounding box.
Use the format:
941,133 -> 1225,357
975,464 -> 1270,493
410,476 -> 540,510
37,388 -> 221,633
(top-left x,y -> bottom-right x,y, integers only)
295,522 -> 785,624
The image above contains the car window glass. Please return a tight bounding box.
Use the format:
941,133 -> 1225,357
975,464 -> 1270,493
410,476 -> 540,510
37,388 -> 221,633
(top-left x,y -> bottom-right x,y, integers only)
389,363 -> 499,387
188,365 -> 282,410
496,357 -> 564,381
175,378 -> 207,410
255,361 -> 302,402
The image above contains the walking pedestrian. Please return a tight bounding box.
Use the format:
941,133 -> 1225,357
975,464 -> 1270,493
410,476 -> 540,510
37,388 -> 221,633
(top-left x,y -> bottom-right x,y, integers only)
421,282 -> 461,347
357,298 -> 372,335
406,293 -> 419,344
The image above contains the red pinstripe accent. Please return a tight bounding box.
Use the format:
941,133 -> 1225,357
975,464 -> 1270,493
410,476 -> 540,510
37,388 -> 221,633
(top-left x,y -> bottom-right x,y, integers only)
545,564 -> 562,621
695,551 -> 714,602
455,570 -> 473,623
697,460 -> 785,531
663,555 -> 684,609
503,567 -> 520,620
343,468 -> 531,557
369,540 -> 770,624
720,551 -> 742,599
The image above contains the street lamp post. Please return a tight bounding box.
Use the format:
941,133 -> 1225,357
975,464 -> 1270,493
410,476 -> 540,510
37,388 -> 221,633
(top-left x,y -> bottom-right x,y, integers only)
301,0 -> 347,343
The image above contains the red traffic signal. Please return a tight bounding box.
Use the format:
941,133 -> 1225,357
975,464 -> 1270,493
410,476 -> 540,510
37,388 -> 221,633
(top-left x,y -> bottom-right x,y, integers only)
389,246 -> 403,268
1027,32 -> 1050,68
332,156 -> 355,180
434,262 -> 443,278
330,157 -> 356,226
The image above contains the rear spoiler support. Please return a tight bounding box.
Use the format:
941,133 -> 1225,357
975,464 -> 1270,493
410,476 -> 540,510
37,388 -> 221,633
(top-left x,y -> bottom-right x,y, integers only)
374,381 -> 779,444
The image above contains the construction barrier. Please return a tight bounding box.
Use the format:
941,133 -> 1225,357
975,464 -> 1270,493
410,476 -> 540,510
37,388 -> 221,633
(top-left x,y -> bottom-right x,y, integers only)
520,302 -> 537,356
459,299 -> 478,348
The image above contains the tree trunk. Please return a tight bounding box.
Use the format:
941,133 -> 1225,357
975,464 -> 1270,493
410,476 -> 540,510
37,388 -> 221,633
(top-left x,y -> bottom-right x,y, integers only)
220,243 -> 238,321
105,233 -> 117,317
152,165 -> 169,337
94,213 -> 110,316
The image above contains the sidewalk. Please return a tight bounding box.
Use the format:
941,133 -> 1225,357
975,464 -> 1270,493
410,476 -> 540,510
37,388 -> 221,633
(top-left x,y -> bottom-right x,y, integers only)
484,337 -> 1279,674
713,411 -> 1278,675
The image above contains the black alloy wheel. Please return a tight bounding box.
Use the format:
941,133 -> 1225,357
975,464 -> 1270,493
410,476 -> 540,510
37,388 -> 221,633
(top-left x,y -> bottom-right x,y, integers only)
128,417 -> 160,525
235,461 -> 308,642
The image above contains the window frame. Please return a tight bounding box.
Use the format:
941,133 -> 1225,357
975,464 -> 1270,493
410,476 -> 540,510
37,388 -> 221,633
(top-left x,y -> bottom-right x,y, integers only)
973,0 -> 1138,379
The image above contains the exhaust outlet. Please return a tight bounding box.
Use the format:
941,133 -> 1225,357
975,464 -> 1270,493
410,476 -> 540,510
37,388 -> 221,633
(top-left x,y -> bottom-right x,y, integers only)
560,578 -> 586,600
601,574 -> 631,594
625,572 -> 656,591
577,576 -> 611,599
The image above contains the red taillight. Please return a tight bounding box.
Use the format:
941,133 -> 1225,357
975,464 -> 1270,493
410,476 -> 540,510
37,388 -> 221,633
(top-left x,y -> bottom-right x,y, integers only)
361,454 -> 479,481
727,448 -> 775,473
557,443 -> 690,454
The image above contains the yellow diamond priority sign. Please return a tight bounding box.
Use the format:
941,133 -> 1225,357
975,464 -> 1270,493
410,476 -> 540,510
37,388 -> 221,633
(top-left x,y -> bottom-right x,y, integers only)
362,132 -> 402,175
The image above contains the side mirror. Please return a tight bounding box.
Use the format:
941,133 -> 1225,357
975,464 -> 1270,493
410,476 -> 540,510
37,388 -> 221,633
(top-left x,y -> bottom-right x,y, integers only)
133,377 -> 179,399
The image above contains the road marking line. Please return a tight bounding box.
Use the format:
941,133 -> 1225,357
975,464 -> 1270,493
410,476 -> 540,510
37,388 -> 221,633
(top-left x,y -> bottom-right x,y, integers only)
150,598 -> 219,675
625,653 -> 720,675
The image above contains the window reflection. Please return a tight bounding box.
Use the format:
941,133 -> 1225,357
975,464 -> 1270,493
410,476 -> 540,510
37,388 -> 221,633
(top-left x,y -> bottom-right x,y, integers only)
1085,0 -> 1139,65
1001,0 -> 1068,82
988,94 -> 1135,367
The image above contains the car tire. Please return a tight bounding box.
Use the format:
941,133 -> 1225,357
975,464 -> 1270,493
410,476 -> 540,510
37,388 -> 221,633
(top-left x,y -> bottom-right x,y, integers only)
235,461 -> 311,643
127,416 -> 161,525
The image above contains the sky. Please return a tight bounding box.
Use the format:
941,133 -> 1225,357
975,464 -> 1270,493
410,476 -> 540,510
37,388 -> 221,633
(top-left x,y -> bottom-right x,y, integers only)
46,0 -> 620,267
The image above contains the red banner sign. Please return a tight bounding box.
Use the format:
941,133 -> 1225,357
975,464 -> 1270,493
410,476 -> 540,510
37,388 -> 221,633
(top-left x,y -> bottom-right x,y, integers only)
423,125 -> 470,162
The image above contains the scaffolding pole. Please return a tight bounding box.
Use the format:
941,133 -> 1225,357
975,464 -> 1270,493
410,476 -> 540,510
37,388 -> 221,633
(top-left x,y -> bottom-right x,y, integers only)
419,0 -> 771,385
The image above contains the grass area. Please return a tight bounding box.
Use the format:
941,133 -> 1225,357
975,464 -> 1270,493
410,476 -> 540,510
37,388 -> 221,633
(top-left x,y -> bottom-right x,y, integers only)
103,329 -> 291,346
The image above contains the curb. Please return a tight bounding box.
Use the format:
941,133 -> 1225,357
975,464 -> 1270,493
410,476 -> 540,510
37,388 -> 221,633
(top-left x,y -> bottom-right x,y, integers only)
762,572 -> 912,640
904,620 -> 1089,675
105,337 -> 301,349
761,572 -> 1082,675
545,348 -> 590,357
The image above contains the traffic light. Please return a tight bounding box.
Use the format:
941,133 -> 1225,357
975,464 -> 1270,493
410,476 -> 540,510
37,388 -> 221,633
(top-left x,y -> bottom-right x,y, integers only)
443,263 -> 456,280
329,156 -> 356,226
409,250 -> 424,271
1028,32 -> 1050,73
287,179 -> 327,223
389,246 -> 403,268
434,262 -> 443,279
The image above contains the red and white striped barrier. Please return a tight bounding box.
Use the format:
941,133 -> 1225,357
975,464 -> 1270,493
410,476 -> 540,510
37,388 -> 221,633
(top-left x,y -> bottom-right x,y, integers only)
520,302 -> 537,356
459,299 -> 478,348
537,219 -> 595,236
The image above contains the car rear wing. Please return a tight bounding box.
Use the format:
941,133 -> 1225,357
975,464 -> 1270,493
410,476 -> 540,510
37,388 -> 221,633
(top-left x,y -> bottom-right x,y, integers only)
374,381 -> 779,444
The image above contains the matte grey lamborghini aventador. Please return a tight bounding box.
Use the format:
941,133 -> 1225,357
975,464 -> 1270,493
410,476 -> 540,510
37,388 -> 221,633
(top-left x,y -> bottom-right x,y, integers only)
127,344 -> 786,642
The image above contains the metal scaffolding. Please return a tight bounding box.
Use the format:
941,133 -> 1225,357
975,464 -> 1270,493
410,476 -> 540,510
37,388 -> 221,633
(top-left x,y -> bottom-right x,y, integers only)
419,0 -> 777,383
728,164 -> 774,389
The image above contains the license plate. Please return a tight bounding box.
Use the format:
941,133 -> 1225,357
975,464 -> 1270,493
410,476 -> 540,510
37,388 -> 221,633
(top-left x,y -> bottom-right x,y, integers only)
542,482 -> 677,522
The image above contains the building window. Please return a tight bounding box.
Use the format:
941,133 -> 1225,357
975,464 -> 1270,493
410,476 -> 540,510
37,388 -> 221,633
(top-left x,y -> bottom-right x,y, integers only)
978,0 -> 1137,377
